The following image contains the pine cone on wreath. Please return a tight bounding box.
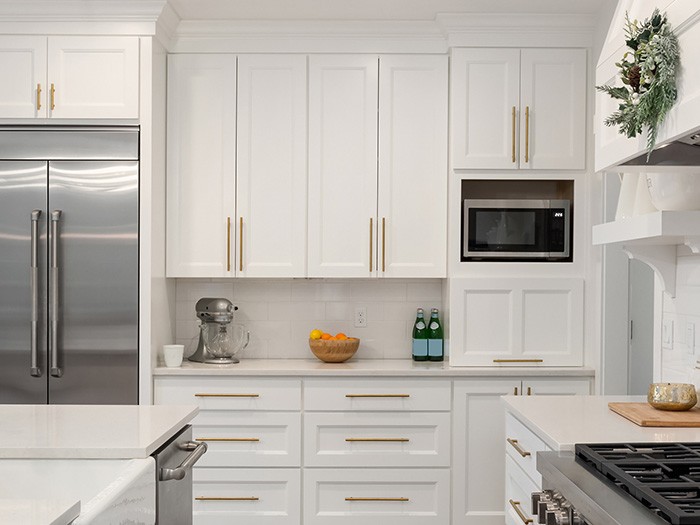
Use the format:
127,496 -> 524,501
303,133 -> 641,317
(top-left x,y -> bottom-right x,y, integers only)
627,65 -> 642,91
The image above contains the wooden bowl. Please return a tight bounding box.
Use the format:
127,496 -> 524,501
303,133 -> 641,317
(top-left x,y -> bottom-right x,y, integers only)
309,338 -> 359,363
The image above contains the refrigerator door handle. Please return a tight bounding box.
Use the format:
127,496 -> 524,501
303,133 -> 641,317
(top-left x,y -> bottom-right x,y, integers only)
50,210 -> 63,378
30,209 -> 42,377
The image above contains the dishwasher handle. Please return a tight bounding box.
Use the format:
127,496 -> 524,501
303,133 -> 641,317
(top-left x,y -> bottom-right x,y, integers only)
159,440 -> 208,482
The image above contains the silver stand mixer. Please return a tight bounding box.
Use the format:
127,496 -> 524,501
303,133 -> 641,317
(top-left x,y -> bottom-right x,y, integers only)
188,298 -> 250,364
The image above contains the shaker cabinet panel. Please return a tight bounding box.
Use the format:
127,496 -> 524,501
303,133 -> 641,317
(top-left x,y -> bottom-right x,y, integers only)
0,36 -> 46,118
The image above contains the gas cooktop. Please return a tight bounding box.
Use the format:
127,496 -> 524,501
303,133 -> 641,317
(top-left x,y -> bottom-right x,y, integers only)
576,443 -> 700,525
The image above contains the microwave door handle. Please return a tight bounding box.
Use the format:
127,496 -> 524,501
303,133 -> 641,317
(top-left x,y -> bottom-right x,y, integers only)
30,210 -> 42,377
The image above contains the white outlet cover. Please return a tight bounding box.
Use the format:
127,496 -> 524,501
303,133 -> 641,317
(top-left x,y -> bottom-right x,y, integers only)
354,307 -> 367,328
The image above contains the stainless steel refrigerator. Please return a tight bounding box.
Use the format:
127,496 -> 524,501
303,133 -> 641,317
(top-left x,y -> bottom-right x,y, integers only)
0,127 -> 139,404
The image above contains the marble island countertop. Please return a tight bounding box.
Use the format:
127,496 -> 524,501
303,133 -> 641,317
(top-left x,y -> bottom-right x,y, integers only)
0,499 -> 80,525
0,404 -> 198,458
153,358 -> 596,377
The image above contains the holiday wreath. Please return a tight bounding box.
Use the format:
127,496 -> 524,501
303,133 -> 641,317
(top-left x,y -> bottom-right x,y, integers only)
597,8 -> 680,158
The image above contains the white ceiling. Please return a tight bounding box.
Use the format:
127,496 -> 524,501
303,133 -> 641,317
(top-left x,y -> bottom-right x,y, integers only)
167,0 -> 608,21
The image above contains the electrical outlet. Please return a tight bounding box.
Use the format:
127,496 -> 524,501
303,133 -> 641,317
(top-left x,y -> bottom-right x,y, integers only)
688,323 -> 696,353
662,319 -> 674,349
354,307 -> 367,328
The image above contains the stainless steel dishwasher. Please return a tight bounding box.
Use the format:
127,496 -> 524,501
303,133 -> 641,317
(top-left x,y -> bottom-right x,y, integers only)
153,425 -> 207,524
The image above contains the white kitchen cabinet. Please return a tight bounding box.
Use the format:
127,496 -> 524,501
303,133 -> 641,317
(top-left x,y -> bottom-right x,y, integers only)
452,378 -> 590,525
236,55 -> 307,277
449,278 -> 585,367
505,454 -> 539,525
451,47 -> 586,170
0,36 -> 139,119
166,54 -> 237,278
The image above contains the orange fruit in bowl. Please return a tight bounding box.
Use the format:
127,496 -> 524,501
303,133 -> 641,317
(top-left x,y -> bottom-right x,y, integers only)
328,336 -> 338,340
336,333 -> 348,340
321,333 -> 332,340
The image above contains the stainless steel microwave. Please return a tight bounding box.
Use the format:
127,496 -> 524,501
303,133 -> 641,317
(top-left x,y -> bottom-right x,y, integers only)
462,199 -> 570,261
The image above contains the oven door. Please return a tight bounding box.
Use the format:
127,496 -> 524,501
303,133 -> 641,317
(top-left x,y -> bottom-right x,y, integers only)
153,424 -> 207,524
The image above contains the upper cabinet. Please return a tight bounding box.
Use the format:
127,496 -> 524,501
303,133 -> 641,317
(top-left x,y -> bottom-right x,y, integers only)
0,36 -> 139,120
451,47 -> 586,170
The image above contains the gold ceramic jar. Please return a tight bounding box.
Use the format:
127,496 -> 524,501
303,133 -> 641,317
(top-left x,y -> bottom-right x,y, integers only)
647,383 -> 698,411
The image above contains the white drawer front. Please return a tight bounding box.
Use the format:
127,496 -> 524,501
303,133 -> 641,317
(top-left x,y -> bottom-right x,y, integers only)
193,468 -> 300,525
505,414 -> 549,484
304,468 -> 449,525
505,455 -> 539,525
154,377 -> 301,411
193,411 -> 301,467
304,412 -> 450,467
304,378 -> 451,411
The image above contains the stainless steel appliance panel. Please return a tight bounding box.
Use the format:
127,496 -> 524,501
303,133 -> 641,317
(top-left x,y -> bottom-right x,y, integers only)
0,162 -> 48,403
47,160 -> 138,404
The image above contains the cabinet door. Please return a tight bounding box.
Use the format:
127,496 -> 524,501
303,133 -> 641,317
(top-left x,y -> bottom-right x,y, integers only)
453,379 -> 518,525
522,377 -> 591,396
47,36 -> 139,119
308,55 -> 378,277
166,54 -> 237,277
0,36 -> 46,118
378,55 -> 447,278
505,455 -> 539,525
451,48 -> 520,169
520,48 -> 586,169
237,55 -> 307,277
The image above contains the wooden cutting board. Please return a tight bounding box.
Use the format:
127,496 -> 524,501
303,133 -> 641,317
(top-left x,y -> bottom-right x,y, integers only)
609,402 -> 700,427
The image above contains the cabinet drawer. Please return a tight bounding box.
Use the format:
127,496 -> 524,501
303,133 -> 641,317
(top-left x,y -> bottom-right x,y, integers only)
505,414 -> 550,484
193,468 -> 300,525
304,468 -> 449,525
154,377 -> 301,411
304,412 -> 450,467
505,455 -> 539,525
193,411 -> 300,467
304,378 -> 450,411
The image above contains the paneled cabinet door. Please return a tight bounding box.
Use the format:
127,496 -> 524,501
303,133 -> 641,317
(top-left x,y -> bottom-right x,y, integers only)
520,48 -> 586,170
237,55 -> 307,277
308,55 -> 378,277
0,36 -> 46,118
47,36 -> 139,119
378,55 -> 448,277
451,48 -> 520,169
166,54 -> 237,277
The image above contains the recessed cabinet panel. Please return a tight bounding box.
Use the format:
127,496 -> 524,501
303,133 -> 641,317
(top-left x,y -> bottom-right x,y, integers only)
0,36 -> 46,118
463,289 -> 514,355
522,290 -> 573,354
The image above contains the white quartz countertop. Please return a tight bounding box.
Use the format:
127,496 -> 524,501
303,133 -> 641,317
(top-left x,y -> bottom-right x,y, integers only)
0,404 -> 198,458
154,358 -> 596,377
503,395 -> 700,451
0,499 -> 80,525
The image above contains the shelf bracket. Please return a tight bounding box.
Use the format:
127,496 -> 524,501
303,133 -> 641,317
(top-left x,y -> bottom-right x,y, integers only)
684,236 -> 700,254
622,244 -> 677,297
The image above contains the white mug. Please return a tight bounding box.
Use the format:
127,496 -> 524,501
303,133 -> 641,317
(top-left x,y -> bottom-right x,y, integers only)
163,344 -> 184,368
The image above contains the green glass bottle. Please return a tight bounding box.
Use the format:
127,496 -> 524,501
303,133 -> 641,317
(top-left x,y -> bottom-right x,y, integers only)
427,308 -> 444,362
412,308 -> 428,361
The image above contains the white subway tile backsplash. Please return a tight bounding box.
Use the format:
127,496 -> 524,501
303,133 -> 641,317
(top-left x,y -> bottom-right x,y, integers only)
406,281 -> 443,301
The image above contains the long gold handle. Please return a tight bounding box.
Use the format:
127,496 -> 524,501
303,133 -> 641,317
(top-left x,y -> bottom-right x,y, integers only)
493,359 -> 543,364
513,386 -> 518,396
195,393 -> 260,398
506,438 -> 531,457
36,84 -> 42,110
50,83 -> 55,111
511,106 -> 516,163
509,499 -> 534,524
226,217 -> 231,272
346,438 -> 409,443
197,437 -> 260,442
239,217 -> 243,272
196,497 -> 259,501
345,497 -> 409,502
381,217 -> 386,272
524,106 -> 530,163
369,218 -> 373,272
345,394 -> 410,398
527,386 -> 532,396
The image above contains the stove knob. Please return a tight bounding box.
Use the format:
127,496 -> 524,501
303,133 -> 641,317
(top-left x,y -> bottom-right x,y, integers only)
544,510 -> 560,525
555,509 -> 571,525
539,502 -> 558,523
568,508 -> 585,525
532,493 -> 542,516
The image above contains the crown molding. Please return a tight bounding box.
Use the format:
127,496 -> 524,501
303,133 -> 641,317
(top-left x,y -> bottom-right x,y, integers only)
0,0 -> 166,20
155,2 -> 180,48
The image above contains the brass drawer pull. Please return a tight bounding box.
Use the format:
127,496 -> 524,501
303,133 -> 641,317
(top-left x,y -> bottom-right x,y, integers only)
369,217 -> 373,272
511,105 -> 516,163
509,499 -> 533,524
381,217 -> 386,272
36,83 -> 42,110
195,393 -> 260,398
50,83 -> 55,110
507,438 -> 531,458
493,359 -> 543,364
345,438 -> 409,443
345,497 -> 409,502
239,217 -> 243,272
196,437 -> 260,442
345,394 -> 410,398
524,106 -> 530,163
196,496 -> 259,501
226,217 -> 231,272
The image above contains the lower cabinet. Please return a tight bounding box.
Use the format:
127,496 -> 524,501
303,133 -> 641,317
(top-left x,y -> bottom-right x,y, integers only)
505,455 -> 539,525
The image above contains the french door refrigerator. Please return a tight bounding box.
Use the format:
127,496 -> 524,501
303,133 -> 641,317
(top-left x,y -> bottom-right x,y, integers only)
0,127 -> 139,404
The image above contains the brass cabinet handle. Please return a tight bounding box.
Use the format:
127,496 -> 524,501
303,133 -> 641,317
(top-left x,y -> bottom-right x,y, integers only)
195,393 -> 260,398
524,106 -> 530,163
239,217 -> 243,272
527,386 -> 532,396
511,106 -> 516,163
513,386 -> 518,396
506,438 -> 531,458
381,217 -> 386,272
493,359 -> 543,364
226,217 -> 231,272
345,497 -> 409,502
345,438 -> 409,443
196,497 -> 259,501
345,394 -> 410,398
50,83 -> 55,111
509,499 -> 534,524
369,217 -> 373,272
197,437 -> 260,442
36,83 -> 42,110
